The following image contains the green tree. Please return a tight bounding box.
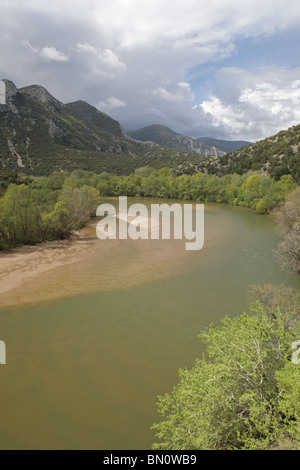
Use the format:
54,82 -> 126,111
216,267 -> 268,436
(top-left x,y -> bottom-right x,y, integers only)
152,298 -> 300,450
275,187 -> 300,278
58,184 -> 101,233
0,184 -> 44,247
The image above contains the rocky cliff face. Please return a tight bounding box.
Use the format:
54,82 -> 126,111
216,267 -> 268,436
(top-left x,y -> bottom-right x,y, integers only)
19,85 -> 64,111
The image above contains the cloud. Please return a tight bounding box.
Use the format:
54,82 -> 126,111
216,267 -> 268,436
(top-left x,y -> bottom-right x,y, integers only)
97,96 -> 126,111
22,41 -> 69,62
193,67 -> 300,140
1,1 -> 300,140
152,87 -> 185,103
75,43 -> 126,75
40,46 -> 69,62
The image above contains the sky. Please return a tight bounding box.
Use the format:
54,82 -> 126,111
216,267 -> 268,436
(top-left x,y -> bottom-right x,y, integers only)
0,0 -> 300,142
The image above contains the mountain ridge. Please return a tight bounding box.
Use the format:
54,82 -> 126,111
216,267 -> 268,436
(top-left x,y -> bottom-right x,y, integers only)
127,124 -> 226,157
0,79 -> 299,182
197,136 -> 252,154
0,79 -> 213,176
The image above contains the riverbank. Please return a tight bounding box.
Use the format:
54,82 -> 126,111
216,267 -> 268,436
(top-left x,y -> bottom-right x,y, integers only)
0,212 -> 195,308
0,228 -> 96,302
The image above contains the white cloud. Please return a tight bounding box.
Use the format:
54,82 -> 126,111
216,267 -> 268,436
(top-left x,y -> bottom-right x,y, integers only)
9,1 -> 300,51
75,43 -> 126,77
40,46 -> 69,62
98,96 -> 126,111
194,67 -> 300,140
177,82 -> 190,90
21,41 -> 69,62
152,87 -> 185,103
84,0 -> 300,50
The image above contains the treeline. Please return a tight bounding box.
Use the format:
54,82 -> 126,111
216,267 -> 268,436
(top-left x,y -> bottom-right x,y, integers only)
152,284 -> 300,450
0,172 -> 101,250
96,167 -> 297,214
0,167 -> 298,250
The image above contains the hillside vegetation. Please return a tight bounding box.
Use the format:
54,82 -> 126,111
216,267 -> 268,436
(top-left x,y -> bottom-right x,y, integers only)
212,124 -> 300,183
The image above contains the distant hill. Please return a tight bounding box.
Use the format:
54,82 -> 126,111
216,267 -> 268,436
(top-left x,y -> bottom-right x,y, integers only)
197,137 -> 252,154
0,80 -> 210,176
65,100 -> 124,138
127,124 -> 226,157
205,125 -> 300,182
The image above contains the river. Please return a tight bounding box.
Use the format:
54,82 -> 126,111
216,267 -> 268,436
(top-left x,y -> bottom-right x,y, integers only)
0,198 -> 298,449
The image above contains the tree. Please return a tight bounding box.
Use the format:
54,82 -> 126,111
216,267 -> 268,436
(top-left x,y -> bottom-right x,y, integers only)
58,184 -> 101,234
152,296 -> 300,450
0,180 -> 101,249
275,187 -> 300,278
0,184 -> 44,247
135,167 -> 153,178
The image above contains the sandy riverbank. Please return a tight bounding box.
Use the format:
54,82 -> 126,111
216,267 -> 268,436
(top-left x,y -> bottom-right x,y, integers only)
0,218 -> 201,308
0,229 -> 96,298
0,205 -> 214,308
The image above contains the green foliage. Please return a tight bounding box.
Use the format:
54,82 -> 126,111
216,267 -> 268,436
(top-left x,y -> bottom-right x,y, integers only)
0,169 -> 19,195
275,187 -> 300,277
0,174 -> 101,249
217,124 -> 300,183
95,169 -> 292,214
0,167 -> 298,250
152,286 -> 300,450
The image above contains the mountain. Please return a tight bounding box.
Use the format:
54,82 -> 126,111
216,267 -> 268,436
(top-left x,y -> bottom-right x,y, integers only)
205,125 -> 300,182
127,124 -> 226,157
0,80 -> 210,176
197,137 -> 252,154
65,100 -> 124,138
2,80 -> 298,182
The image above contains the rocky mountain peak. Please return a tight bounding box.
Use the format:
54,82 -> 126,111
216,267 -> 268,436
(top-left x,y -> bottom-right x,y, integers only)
19,84 -> 64,109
